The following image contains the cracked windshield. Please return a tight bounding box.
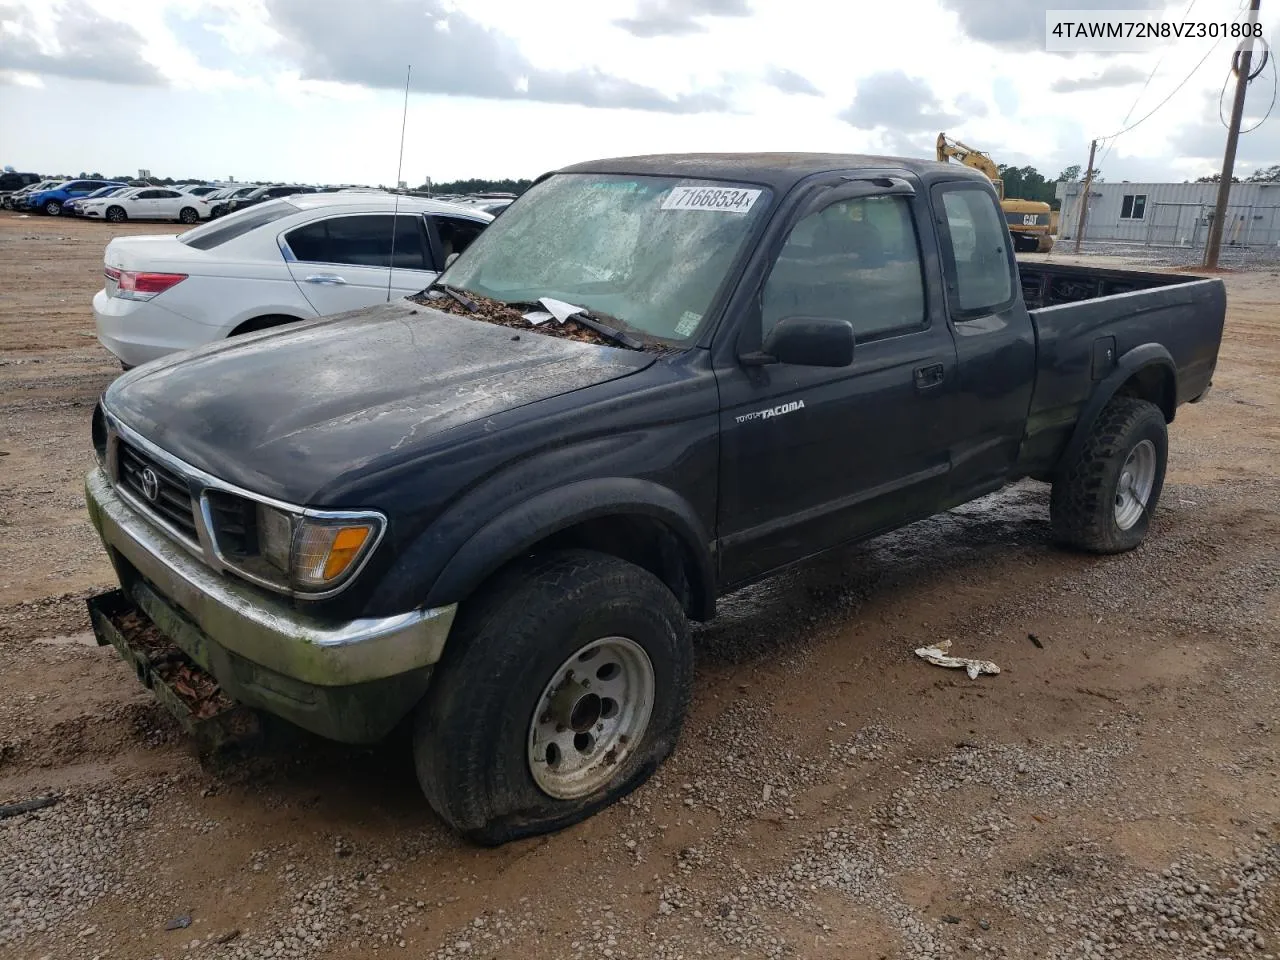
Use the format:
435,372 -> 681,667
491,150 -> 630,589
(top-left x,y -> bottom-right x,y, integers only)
440,173 -> 772,342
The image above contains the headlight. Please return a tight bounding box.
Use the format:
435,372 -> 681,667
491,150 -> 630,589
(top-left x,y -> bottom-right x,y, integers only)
254,504 -> 380,591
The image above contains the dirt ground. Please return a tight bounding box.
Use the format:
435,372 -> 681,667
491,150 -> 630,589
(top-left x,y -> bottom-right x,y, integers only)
1,211 -> 1278,960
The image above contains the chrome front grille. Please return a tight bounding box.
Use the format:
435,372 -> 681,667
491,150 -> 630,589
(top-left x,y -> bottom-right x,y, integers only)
204,490 -> 256,558
117,440 -> 199,541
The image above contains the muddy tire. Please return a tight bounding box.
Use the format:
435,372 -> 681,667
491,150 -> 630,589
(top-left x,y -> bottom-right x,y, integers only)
413,549 -> 692,846
1051,396 -> 1168,553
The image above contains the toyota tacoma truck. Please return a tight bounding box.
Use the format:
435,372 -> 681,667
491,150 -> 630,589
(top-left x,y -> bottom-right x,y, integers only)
85,153 -> 1225,844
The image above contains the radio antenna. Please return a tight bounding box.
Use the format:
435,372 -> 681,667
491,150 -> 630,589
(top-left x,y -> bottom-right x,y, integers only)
386,64 -> 411,303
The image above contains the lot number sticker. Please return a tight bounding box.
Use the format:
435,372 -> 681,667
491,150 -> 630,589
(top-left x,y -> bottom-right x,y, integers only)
661,186 -> 761,214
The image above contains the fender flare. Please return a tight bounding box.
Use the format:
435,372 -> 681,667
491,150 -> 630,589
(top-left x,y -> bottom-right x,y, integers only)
1053,343 -> 1176,476
418,477 -> 716,618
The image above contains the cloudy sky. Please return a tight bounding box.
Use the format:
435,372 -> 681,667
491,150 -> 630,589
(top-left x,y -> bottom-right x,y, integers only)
1,0 -> 1277,186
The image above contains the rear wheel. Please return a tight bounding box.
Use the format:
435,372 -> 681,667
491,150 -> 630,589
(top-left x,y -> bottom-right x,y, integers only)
1051,396 -> 1168,553
413,550 -> 693,845
228,315 -> 296,337
105,206 -> 127,223
178,206 -> 199,224
43,200 -> 61,216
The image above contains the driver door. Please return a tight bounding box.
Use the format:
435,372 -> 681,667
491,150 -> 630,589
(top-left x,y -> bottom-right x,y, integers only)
715,183 -> 958,586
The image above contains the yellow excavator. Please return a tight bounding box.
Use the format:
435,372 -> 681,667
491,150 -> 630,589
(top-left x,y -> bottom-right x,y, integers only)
936,133 -> 1054,253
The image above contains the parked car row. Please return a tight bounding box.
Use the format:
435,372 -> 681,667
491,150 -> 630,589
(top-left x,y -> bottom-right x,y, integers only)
93,192 -> 493,367
6,178 -> 127,215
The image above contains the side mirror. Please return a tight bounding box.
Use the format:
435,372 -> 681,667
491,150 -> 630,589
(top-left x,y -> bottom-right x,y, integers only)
445,252 -> 460,269
742,316 -> 855,367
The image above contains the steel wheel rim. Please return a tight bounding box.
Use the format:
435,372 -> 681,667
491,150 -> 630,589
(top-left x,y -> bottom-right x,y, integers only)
527,636 -> 654,800
1115,439 -> 1156,530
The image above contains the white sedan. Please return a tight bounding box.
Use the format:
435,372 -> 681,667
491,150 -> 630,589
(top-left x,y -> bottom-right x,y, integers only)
79,187 -> 214,224
93,192 -> 493,368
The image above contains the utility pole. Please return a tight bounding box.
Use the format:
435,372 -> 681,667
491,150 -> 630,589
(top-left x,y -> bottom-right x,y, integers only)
1204,0 -> 1262,268
1073,138 -> 1099,254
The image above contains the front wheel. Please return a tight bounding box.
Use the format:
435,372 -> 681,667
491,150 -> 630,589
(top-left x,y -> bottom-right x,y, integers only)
178,206 -> 199,224
1051,396 -> 1168,553
413,550 -> 693,845
105,206 -> 127,223
43,200 -> 61,216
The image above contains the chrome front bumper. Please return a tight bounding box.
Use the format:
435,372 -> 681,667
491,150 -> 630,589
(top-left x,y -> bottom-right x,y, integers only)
85,466 -> 456,688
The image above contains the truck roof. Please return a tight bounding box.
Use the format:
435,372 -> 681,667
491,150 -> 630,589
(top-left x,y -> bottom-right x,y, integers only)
558,152 -> 992,192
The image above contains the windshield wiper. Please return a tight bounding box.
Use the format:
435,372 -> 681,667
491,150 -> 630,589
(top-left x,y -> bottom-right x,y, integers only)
519,298 -> 645,350
425,280 -> 477,311
568,309 -> 646,350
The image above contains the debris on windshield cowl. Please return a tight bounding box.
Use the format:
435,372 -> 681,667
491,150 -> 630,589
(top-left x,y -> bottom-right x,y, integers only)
408,289 -> 621,348
914,639 -> 1001,680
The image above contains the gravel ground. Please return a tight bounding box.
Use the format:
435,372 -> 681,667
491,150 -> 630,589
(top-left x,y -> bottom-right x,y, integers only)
1042,238 -> 1280,271
0,213 -> 1277,960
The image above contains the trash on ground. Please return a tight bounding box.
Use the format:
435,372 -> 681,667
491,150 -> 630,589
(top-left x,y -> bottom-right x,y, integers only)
914,639 -> 1000,680
0,795 -> 61,820
165,914 -> 192,931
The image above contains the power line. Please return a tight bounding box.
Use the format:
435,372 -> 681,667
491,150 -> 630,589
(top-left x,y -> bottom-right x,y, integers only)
1095,23 -> 1239,144
1097,0 -> 1199,170
1219,38 -> 1275,133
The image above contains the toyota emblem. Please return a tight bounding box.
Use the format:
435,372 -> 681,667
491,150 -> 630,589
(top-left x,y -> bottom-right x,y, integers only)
140,467 -> 160,503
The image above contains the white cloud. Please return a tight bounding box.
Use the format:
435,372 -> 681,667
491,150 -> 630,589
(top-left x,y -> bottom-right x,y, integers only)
0,0 -> 1263,186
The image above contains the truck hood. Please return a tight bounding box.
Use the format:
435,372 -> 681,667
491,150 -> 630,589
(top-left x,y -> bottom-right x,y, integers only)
104,300 -> 655,504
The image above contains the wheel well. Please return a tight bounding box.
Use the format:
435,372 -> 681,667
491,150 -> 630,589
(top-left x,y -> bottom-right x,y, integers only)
1115,364 -> 1175,422
229,314 -> 298,337
525,515 -> 712,620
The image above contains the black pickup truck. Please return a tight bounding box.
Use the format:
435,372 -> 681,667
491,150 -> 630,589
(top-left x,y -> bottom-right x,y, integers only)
85,153 -> 1225,843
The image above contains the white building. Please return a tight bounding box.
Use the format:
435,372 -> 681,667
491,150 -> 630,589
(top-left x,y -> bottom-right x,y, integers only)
1056,180 -> 1280,248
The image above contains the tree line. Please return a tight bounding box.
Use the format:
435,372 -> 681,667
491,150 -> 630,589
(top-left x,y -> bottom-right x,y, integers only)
416,178 -> 534,195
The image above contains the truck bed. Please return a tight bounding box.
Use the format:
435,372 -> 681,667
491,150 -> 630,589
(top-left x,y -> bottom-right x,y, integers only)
1016,261 -> 1227,475
1018,261 -> 1203,310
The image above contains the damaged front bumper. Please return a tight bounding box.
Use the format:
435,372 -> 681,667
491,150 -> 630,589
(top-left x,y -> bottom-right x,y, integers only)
85,467 -> 456,743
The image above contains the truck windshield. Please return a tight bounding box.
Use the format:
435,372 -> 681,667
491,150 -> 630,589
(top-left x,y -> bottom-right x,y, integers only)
441,173 -> 772,343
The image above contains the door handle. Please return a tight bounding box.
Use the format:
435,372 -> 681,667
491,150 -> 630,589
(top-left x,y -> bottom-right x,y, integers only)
305,274 -> 347,285
913,363 -> 945,390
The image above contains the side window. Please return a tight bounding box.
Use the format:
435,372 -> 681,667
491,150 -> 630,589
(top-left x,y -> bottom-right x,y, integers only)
136,190 -> 160,199
285,221 -> 331,262
285,215 -> 429,269
433,216 -> 487,263
938,188 -> 1013,315
761,195 -> 926,341
157,190 -> 182,199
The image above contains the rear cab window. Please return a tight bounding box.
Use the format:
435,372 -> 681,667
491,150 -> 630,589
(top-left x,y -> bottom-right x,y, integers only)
933,185 -> 1015,318
178,199 -> 301,251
